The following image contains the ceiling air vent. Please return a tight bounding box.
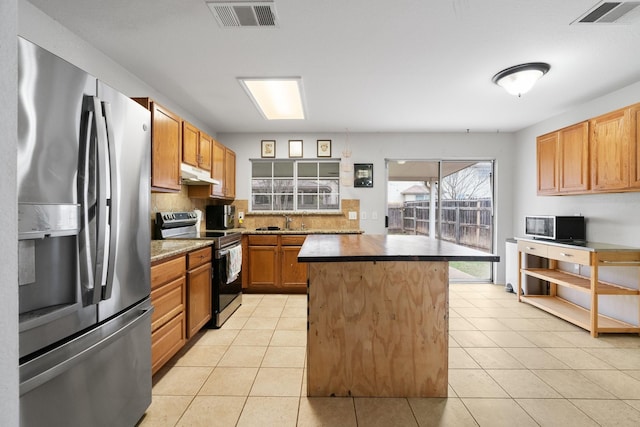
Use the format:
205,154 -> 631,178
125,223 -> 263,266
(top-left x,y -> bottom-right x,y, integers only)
573,1 -> 640,24
206,1 -> 279,28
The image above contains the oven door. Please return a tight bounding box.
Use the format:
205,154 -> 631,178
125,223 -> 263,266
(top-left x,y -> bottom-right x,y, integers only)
212,243 -> 242,327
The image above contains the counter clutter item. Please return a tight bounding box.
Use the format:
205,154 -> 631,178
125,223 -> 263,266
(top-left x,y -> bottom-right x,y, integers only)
516,238 -> 640,337
299,234 -> 499,398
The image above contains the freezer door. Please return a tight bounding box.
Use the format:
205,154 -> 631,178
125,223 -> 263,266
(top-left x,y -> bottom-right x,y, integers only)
17,37 -> 98,358
96,81 -> 151,321
20,299 -> 153,427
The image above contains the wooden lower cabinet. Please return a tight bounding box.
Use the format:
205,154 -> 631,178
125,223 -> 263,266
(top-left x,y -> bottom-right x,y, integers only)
150,245 -> 213,374
280,235 -> 307,289
186,247 -> 212,338
248,235 -> 279,288
150,255 -> 186,375
246,234 -> 307,293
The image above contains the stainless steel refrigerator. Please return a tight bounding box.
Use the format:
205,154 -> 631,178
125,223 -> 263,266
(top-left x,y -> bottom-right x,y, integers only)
17,37 -> 153,426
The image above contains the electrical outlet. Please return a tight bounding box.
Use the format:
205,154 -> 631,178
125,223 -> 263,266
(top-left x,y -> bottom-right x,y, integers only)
238,211 -> 245,221
361,211 -> 367,220
348,211 -> 357,220
371,211 -> 378,220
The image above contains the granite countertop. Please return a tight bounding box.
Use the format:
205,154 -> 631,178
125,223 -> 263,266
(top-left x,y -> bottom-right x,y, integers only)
298,234 -> 500,263
151,240 -> 213,263
210,228 -> 364,235
515,237 -> 640,252
244,228 -> 363,235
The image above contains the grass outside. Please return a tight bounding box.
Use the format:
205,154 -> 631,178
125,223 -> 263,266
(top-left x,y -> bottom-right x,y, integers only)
449,261 -> 491,280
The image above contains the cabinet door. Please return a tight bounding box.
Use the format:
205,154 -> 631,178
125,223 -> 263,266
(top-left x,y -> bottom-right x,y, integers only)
537,132 -> 558,194
558,121 -> 589,193
281,246 -> 307,289
211,140 -> 225,197
225,148 -> 236,198
630,104 -> 640,188
187,263 -> 212,338
182,121 -> 199,167
590,107 -> 630,191
151,102 -> 182,191
248,246 -> 278,287
199,132 -> 212,172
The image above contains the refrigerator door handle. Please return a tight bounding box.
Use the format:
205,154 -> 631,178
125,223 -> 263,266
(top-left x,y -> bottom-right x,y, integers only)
78,96 -> 109,306
100,101 -> 117,300
20,305 -> 153,395
94,97 -> 110,300
78,97 -> 97,305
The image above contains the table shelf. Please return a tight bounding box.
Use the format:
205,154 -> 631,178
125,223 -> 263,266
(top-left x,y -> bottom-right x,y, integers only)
521,295 -> 640,334
523,268 -> 638,295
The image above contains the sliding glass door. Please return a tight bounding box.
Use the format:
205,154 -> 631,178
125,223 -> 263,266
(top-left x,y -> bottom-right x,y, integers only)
386,159 -> 495,282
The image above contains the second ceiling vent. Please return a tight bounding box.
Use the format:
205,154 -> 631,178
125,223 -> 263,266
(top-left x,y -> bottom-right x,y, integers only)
573,1 -> 640,24
206,1 -> 279,28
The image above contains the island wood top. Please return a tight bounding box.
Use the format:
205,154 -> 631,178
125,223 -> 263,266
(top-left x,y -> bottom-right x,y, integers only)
298,234 -> 499,263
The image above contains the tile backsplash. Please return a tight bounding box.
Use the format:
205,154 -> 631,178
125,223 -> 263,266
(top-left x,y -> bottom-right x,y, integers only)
232,199 -> 361,231
150,188 -> 361,233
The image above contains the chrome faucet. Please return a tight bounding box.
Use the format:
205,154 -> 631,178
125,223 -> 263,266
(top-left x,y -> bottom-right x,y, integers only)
284,215 -> 293,230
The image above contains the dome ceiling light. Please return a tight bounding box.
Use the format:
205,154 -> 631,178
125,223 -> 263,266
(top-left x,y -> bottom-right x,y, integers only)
492,62 -> 550,97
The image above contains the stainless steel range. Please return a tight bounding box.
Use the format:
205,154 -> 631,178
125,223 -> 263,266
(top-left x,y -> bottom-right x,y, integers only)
155,211 -> 242,328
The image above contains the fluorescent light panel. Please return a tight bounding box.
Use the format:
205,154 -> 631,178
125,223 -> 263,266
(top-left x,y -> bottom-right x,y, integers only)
239,77 -> 306,120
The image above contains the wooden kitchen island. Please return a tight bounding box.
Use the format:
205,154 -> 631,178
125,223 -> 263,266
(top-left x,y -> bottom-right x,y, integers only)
298,234 -> 499,398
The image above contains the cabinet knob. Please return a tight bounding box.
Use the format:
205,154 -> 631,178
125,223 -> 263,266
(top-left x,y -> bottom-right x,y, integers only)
559,253 -> 573,257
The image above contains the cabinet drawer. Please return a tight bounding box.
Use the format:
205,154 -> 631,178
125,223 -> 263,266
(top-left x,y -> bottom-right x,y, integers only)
281,235 -> 306,246
248,235 -> 278,245
517,241 -> 548,257
151,276 -> 186,332
548,246 -> 591,265
188,246 -> 212,270
151,311 -> 186,375
151,255 -> 186,289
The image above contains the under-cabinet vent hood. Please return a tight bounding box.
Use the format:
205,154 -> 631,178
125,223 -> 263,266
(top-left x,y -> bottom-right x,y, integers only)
206,1 -> 279,28
180,163 -> 219,185
573,1 -> 640,24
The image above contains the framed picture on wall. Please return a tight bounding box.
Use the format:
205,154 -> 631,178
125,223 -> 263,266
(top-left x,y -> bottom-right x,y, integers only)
317,140 -> 331,157
354,163 -> 373,187
289,140 -> 303,158
261,140 -> 275,158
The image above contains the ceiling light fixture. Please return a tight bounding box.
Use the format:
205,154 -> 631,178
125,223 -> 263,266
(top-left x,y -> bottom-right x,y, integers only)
492,62 -> 550,97
238,77 -> 306,120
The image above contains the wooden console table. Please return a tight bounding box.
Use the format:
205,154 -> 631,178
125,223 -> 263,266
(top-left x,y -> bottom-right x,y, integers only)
517,238 -> 640,337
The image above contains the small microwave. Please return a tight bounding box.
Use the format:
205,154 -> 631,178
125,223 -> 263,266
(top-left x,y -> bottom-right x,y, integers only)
525,215 -> 586,241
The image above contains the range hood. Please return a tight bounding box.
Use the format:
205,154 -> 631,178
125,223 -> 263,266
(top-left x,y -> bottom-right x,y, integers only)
180,163 -> 219,185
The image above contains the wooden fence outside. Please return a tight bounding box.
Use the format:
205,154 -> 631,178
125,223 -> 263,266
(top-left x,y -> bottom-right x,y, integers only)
388,199 -> 492,252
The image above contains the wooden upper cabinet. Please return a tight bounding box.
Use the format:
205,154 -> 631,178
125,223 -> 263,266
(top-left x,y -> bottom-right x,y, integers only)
558,121 -> 589,193
629,104 -> 640,189
590,107 -> 630,191
133,98 -> 182,192
199,132 -> 212,172
150,102 -> 182,192
225,148 -> 236,199
536,132 -> 558,194
182,121 -> 200,168
211,140 -> 226,197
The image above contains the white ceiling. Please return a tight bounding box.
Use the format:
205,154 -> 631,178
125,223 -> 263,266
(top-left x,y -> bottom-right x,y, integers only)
26,0 -> 640,134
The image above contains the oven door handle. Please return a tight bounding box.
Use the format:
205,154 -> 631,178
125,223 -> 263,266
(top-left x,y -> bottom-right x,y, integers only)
216,243 -> 241,258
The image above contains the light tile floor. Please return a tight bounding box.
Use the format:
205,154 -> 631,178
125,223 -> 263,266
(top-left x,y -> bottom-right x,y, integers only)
138,284 -> 640,426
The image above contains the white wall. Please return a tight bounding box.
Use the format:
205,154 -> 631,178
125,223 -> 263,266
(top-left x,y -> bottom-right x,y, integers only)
513,81 -> 640,324
218,132 -> 516,284
18,0 -> 217,136
0,0 -> 19,424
